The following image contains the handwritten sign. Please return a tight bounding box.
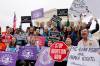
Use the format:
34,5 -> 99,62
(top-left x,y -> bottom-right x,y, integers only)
67,46 -> 100,66
69,0 -> 89,17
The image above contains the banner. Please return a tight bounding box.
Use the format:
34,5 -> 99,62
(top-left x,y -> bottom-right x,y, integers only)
21,16 -> 31,23
67,46 -> 100,66
35,47 -> 54,66
18,46 -> 38,60
49,31 -> 61,42
57,9 -> 68,16
31,8 -> 44,19
50,41 -> 69,62
0,52 -> 18,66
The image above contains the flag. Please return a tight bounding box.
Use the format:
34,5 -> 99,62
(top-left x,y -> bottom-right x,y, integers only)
0,52 -> 18,66
13,12 -> 16,31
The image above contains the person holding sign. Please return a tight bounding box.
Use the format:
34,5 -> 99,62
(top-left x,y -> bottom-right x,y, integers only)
65,37 -> 72,49
6,37 -> 18,52
0,35 -> 6,51
2,28 -> 13,46
35,40 -> 54,66
78,29 -> 99,48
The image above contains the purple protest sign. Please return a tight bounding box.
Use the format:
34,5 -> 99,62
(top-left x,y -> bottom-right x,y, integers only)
31,8 -> 44,19
0,52 -> 18,66
18,46 -> 38,60
35,47 -> 54,66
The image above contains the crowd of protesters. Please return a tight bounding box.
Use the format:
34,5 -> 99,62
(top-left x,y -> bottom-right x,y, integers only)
0,15 -> 100,66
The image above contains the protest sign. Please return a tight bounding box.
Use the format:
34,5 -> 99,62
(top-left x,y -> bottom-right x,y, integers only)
31,8 -> 44,19
86,0 -> 100,18
50,41 -> 69,62
33,36 -> 45,47
21,16 -> 31,23
18,46 -> 38,60
35,47 -> 54,66
0,52 -> 18,66
49,31 -> 61,42
69,0 -> 90,17
57,9 -> 68,16
51,15 -> 62,22
67,46 -> 100,66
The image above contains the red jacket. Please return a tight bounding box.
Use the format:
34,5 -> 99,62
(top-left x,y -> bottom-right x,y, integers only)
0,42 -> 6,51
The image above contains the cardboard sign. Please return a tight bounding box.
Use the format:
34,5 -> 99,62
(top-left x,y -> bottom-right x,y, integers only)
31,8 -> 44,19
50,41 -> 69,62
67,46 -> 100,66
35,47 -> 54,66
57,9 -> 68,16
18,46 -> 38,60
0,52 -> 18,66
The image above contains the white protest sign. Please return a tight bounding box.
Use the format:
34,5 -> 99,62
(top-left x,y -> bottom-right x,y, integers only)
86,0 -> 100,18
69,0 -> 91,18
67,46 -> 100,66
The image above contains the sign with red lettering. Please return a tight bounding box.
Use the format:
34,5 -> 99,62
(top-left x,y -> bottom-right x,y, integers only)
32,36 -> 45,47
50,41 -> 69,62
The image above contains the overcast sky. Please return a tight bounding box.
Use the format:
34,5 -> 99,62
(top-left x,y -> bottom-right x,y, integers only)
0,0 -> 100,32
0,0 -> 74,31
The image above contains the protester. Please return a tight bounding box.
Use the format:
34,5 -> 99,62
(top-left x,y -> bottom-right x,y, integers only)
0,13 -> 100,66
35,39 -> 54,66
2,27 -> 13,46
34,28 -> 41,36
0,35 -> 6,51
6,37 -> 17,52
71,26 -> 79,46
78,29 -> 99,48
27,27 -> 35,44
54,37 -> 72,66
14,28 -> 27,46
65,37 -> 72,48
